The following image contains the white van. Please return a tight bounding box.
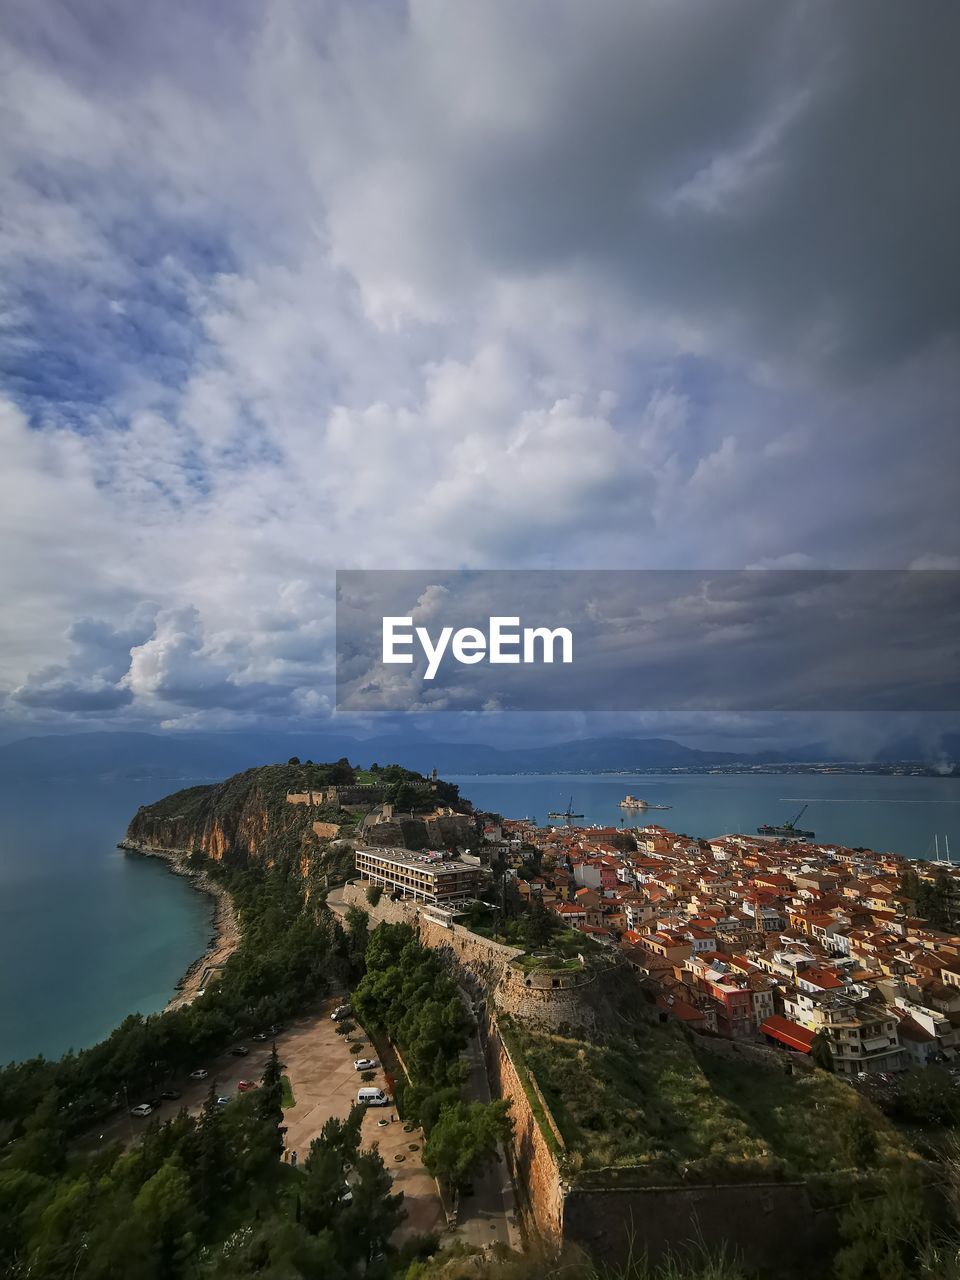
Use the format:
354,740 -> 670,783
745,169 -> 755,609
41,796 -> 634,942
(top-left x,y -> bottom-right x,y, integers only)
357,1087 -> 389,1107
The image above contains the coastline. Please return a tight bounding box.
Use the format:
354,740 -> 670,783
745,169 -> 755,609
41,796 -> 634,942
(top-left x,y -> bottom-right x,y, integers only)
118,841 -> 239,1011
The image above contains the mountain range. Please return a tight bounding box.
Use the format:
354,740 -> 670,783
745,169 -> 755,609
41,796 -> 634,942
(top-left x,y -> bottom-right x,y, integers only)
0,728 -> 954,782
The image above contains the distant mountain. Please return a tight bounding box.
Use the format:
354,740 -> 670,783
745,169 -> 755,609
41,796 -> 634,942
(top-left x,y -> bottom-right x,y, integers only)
0,727 -> 952,782
0,728 -> 825,781
0,731 -> 342,782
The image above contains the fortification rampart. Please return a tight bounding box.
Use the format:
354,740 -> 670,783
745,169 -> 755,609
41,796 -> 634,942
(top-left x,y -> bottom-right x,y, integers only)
334,882 -> 839,1270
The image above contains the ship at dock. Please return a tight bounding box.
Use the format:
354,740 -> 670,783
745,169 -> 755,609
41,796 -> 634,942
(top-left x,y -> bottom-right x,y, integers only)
758,804 -> 815,841
619,795 -> 673,811
547,796 -> 584,824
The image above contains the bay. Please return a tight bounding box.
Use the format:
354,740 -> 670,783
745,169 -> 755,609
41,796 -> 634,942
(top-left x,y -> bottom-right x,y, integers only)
0,778 -> 212,1066
448,771 -> 960,859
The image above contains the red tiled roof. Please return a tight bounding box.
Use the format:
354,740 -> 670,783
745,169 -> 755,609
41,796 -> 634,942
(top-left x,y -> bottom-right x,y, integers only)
759,1016 -> 816,1053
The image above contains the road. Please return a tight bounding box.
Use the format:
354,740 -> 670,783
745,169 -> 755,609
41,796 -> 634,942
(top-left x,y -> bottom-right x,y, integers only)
454,992 -> 522,1251
326,884 -> 520,1249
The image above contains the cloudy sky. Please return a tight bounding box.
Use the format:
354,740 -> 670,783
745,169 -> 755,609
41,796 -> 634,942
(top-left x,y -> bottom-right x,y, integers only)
1,1 -> 958,745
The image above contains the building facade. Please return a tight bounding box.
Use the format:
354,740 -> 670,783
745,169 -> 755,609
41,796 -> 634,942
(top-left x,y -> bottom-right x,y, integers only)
355,847 -> 482,905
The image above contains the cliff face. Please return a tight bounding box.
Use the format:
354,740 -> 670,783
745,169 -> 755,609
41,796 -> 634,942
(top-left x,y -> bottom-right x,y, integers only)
124,760 -> 476,866
124,763 -> 347,863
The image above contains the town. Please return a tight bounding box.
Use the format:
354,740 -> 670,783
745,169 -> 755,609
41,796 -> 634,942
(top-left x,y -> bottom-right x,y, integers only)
354,810 -> 960,1082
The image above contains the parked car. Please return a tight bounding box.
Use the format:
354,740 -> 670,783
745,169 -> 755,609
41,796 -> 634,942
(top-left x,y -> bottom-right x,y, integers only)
229,1046 -> 250,1057
268,1023 -> 284,1035
215,1096 -> 230,1106
160,1089 -> 182,1101
237,1080 -> 258,1092
340,1182 -> 353,1205
188,1069 -> 208,1080
252,1032 -> 268,1042
357,1087 -> 389,1107
130,1103 -> 154,1117
331,1005 -> 351,1021
353,1058 -> 377,1072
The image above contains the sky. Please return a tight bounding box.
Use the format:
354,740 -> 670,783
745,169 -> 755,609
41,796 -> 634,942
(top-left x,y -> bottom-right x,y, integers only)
1,1 -> 959,752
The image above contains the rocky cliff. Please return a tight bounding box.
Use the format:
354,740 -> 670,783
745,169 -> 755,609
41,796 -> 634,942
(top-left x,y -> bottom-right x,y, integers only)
124,764 -> 331,863
123,760 -> 475,865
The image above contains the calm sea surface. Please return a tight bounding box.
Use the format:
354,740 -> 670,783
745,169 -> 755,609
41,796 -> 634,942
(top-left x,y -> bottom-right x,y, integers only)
2,771 -> 959,1066
0,778 -> 212,1066
449,772 -> 960,859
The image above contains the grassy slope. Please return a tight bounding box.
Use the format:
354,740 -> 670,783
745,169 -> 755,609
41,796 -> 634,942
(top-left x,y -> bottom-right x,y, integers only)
513,1020 -> 911,1186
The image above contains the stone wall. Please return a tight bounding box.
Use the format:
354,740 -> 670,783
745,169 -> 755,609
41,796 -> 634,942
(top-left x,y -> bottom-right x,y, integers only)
563,1182 -> 838,1277
494,965 -> 600,1036
483,1015 -> 566,1249
287,791 -> 325,806
339,881 -> 616,1035
334,882 -> 839,1269
339,881 -> 522,995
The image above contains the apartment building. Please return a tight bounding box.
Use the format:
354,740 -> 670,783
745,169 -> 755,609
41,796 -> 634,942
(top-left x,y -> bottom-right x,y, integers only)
354,847 -> 482,905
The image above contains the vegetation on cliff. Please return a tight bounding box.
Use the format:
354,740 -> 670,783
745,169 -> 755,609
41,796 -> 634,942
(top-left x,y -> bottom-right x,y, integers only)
125,759 -> 464,867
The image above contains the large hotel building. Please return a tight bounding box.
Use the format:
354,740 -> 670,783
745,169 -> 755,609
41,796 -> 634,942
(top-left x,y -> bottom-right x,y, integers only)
354,847 -> 482,905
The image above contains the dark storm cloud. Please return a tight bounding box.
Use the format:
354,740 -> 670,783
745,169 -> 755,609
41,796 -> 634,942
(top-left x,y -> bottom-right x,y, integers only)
329,0 -> 960,371
336,570 -> 960,713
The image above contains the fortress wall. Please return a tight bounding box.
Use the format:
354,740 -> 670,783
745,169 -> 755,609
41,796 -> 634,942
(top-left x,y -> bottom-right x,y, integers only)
483,1014 -> 566,1250
563,1182 -> 837,1277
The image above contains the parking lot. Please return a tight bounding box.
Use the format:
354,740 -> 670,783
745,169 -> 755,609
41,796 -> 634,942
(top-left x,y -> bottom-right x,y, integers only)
88,997 -> 447,1246
279,999 -> 448,1241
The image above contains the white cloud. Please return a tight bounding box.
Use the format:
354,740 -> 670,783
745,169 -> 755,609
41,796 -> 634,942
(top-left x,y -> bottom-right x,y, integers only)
0,1 -> 958,731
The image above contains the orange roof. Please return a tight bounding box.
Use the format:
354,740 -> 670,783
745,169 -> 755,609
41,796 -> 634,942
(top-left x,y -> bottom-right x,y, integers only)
759,1016 -> 815,1053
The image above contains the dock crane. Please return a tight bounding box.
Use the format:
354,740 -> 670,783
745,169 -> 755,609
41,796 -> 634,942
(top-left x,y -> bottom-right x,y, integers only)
547,796 -> 584,825
758,802 -> 815,840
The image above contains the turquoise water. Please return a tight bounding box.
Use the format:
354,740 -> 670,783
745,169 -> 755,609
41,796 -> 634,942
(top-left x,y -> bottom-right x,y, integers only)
0,779 -> 213,1066
448,772 -> 960,859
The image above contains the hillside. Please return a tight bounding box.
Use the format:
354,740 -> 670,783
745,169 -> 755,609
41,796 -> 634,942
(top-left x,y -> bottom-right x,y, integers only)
123,758 -> 463,863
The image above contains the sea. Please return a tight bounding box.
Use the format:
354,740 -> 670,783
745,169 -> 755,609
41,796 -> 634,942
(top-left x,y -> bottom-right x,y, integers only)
0,778 -> 213,1067
1,770 -> 958,1066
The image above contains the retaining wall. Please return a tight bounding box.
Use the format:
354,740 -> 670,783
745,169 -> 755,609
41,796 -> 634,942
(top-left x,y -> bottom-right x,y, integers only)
483,1015 -> 566,1249
562,1181 -> 838,1277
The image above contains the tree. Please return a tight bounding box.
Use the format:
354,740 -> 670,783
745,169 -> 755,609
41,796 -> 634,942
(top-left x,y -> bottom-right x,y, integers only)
344,905 -> 370,973
334,1150 -> 403,1268
834,1166 -> 932,1280
288,757 -> 301,766
810,1030 -> 835,1073
131,1158 -> 200,1275
422,1100 -> 513,1191
301,1109 -> 365,1236
254,1043 -> 286,1168
366,883 -> 383,907
842,1109 -> 878,1168
522,897 -> 557,949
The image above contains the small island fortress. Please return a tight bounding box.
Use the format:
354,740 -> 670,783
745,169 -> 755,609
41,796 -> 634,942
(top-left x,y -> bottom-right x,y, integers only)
619,794 -> 672,810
